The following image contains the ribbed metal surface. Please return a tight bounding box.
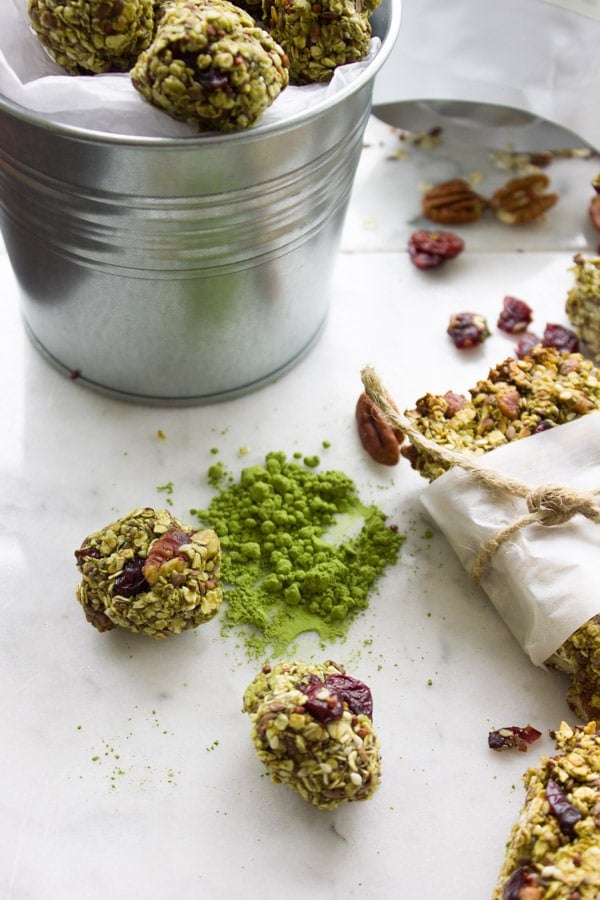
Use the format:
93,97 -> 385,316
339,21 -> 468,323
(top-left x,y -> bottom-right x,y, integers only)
0,1 -> 400,404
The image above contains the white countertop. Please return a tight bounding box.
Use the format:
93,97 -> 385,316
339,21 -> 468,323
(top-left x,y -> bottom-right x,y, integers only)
1,112 -> 598,900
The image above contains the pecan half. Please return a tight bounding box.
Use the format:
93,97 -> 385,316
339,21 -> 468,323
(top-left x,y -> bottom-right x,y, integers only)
490,174 -> 558,224
422,178 -> 488,225
355,392 -> 404,466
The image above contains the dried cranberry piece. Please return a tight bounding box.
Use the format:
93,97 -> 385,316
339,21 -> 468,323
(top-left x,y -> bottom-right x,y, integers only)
324,674 -> 373,719
300,675 -> 344,724
497,296 -> 533,334
542,323 -> 580,353
546,777 -> 582,838
503,866 -> 537,900
113,558 -> 149,598
488,724 -> 542,752
299,672 -> 373,723
74,546 -> 102,564
533,420 -> 553,434
408,230 -> 464,269
515,332 -> 541,359
447,312 -> 490,349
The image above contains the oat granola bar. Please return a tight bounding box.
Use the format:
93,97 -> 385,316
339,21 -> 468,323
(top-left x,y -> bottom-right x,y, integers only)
492,721 -> 600,899
243,659 -> 381,809
401,345 -> 600,483
130,0 -> 289,131
399,345 -> 600,721
28,0 -> 155,74
565,255 -> 600,366
74,507 -> 222,637
263,0 -> 374,85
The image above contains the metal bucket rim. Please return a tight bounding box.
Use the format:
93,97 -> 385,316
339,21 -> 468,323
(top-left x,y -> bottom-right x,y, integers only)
0,0 -> 401,149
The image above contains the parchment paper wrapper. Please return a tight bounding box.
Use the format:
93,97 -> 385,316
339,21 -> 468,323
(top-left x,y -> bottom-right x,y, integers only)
0,0 -> 380,136
373,0 -> 600,149
421,413 -> 600,667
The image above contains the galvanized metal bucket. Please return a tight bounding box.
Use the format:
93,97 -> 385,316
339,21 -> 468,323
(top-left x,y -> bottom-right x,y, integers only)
0,1 -> 400,404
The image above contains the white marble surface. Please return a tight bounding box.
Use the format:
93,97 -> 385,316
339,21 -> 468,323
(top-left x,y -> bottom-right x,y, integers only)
1,113 -> 599,900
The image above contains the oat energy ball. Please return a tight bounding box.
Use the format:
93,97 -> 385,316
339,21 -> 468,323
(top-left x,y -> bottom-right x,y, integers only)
566,254 -> 600,365
493,721 -> 600,900
27,0 -> 155,74
243,659 -> 381,809
130,0 -> 289,131
263,0 -> 375,85
74,507 -> 223,637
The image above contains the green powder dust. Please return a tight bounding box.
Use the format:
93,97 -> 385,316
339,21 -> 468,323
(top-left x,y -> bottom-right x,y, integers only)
192,451 -> 404,660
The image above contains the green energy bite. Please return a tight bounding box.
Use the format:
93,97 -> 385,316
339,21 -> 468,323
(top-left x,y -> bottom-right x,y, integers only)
243,659 -> 381,809
401,345 -> 600,483
28,0 -> 154,74
130,0 -> 289,131
263,0 -> 375,85
492,721 -> 600,899
566,255 -> 600,365
192,450 -> 404,658
74,507 -> 222,638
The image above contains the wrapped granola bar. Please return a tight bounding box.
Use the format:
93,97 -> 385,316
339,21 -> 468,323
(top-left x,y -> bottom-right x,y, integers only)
361,357 -> 600,721
399,346 -> 600,483
243,659 -> 381,809
130,0 -> 289,131
566,255 -> 600,366
27,0 -> 155,74
74,507 -> 222,637
492,721 -> 600,899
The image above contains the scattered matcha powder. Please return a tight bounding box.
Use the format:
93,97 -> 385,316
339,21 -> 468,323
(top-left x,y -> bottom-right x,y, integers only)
192,450 -> 404,659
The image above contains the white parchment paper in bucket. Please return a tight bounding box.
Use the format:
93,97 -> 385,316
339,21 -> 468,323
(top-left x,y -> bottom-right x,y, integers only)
0,0 -> 380,136
421,413 -> 600,667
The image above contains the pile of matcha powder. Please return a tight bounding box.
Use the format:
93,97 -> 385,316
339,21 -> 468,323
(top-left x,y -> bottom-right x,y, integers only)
192,451 -> 404,659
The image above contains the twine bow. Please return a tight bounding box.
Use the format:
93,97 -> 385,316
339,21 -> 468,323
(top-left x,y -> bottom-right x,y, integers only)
360,365 -> 600,584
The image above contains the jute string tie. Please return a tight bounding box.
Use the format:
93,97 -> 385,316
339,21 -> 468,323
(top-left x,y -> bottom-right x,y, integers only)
360,366 -> 600,584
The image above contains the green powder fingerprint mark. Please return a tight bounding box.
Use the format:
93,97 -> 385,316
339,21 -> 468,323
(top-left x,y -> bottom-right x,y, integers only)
192,450 -> 404,659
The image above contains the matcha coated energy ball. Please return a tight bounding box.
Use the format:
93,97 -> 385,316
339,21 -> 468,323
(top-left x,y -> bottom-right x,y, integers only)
263,0 -> 376,85
243,659 -> 382,809
74,507 -> 223,638
130,0 -> 289,131
27,0 -> 155,74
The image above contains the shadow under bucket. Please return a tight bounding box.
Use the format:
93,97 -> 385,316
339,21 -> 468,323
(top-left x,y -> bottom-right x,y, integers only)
0,0 -> 401,405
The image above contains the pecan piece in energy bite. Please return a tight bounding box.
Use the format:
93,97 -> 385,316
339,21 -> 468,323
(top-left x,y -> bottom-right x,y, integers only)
74,507 -> 223,638
243,659 -> 381,810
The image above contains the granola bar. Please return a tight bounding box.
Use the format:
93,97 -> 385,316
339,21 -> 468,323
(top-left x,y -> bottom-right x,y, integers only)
74,507 -> 222,637
28,0 -> 155,74
566,255 -> 600,366
399,347 -> 600,721
243,659 -> 381,809
130,0 -> 289,131
401,345 -> 600,483
263,0 -> 374,85
492,721 -> 600,899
